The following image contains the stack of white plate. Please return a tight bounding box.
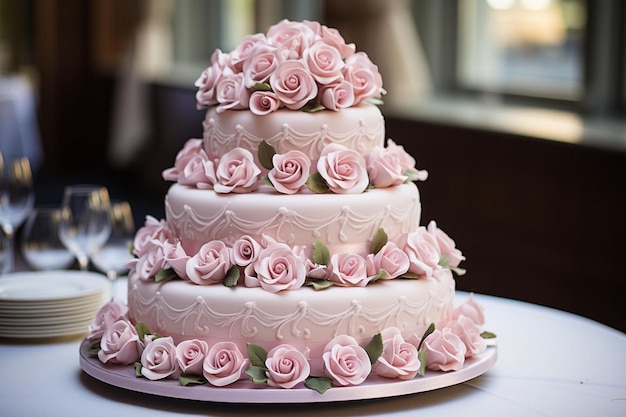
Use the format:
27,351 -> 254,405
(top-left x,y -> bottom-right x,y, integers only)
0,271 -> 110,340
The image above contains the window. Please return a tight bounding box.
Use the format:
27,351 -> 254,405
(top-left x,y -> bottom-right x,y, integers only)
412,0 -> 625,116
457,0 -> 585,101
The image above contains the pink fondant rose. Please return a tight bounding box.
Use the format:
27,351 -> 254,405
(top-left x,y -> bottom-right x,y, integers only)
266,19 -> 316,59
374,327 -> 421,380
214,148 -> 261,194
303,41 -> 344,85
322,335 -> 372,386
178,150 -> 216,190
176,339 -> 209,375
329,253 -> 368,287
248,242 -> 306,292
249,91 -> 281,116
98,319 -> 142,365
229,33 -> 267,72
88,298 -> 128,340
365,241 -> 410,280
163,239 -> 190,280
317,144 -> 369,194
231,235 -> 261,267
343,52 -> 384,105
136,239 -> 167,281
265,344 -> 311,389
215,72 -> 250,113
398,227 -> 442,278
420,328 -> 466,372
304,21 -> 356,59
132,216 -> 170,257
386,139 -> 428,181
203,341 -> 249,386
446,315 -> 487,358
162,138 -> 203,182
186,240 -> 232,285
243,44 -> 286,88
270,60 -> 318,110
268,150 -> 311,194
427,220 -> 465,268
319,80 -> 355,111
451,295 -> 485,327
195,49 -> 232,109
367,145 -> 408,188
140,336 -> 181,381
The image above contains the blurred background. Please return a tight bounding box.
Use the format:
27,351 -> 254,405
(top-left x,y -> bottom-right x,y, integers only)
0,0 -> 624,331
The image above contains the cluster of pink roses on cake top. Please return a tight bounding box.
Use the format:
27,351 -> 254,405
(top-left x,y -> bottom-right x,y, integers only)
195,19 -> 384,115
127,211 -> 465,293
162,137 -> 428,195
87,295 -> 490,391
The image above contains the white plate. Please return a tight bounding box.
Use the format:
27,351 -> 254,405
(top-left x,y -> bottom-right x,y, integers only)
0,324 -> 89,339
80,340 -> 497,404
0,271 -> 110,302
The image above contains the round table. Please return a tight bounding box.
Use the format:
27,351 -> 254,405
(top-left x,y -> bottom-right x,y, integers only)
1,288 -> 624,416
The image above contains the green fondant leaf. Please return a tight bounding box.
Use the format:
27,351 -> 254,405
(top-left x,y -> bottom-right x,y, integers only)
301,102 -> 325,113
307,279 -> 334,291
305,376 -> 332,394
417,323 -> 436,351
480,331 -> 497,339
439,254 -> 450,268
245,366 -> 268,384
364,333 -> 384,365
179,374 -> 207,386
451,266 -> 467,277
86,339 -> 101,357
262,174 -> 274,188
252,82 -> 272,92
258,140 -> 276,170
247,343 -> 268,368
369,228 -> 388,254
399,272 -> 421,280
223,265 -> 240,287
306,172 -> 329,194
311,241 -> 331,266
135,321 -> 151,340
417,348 -> 427,376
368,269 -> 388,284
155,268 -> 177,283
134,362 -> 143,378
366,97 -> 384,106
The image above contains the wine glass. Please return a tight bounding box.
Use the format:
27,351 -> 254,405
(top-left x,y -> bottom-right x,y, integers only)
90,200 -> 135,281
58,185 -> 111,271
0,154 -> 35,274
21,208 -> 75,270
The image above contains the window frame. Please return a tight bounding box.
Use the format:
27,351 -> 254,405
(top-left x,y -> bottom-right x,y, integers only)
412,0 -> 625,117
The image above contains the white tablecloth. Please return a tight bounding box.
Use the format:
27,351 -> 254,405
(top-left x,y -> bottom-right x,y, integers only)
1,286 -> 624,417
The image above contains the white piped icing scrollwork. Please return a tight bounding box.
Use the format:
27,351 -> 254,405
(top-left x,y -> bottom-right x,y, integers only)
127,279 -> 454,343
203,115 -> 384,162
164,193 -> 420,247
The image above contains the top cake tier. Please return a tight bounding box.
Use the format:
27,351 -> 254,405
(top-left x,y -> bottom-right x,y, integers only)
203,104 -> 385,168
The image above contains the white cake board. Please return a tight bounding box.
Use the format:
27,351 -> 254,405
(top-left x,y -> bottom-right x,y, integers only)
79,340 -> 497,404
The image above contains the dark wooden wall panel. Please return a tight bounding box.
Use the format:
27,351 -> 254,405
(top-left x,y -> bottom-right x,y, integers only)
386,115 -> 626,332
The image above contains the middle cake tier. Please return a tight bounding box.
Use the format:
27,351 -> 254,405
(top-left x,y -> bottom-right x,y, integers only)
165,182 -> 421,257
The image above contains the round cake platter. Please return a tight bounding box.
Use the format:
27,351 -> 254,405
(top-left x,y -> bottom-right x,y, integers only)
79,340 -> 497,404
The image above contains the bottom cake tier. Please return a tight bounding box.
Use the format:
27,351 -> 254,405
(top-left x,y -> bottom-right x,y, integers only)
127,269 -> 455,362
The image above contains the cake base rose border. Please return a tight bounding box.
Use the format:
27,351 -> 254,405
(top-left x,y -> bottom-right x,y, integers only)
83,296 -> 496,395
79,338 -> 497,403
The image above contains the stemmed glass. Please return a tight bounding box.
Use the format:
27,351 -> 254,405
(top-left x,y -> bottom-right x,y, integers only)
58,185 -> 111,272
21,208 -> 75,270
0,154 -> 35,274
90,200 -> 135,281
